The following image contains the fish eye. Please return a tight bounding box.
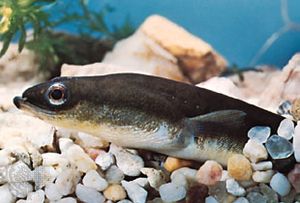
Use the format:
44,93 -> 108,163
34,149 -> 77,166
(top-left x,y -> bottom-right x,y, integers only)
47,83 -> 67,105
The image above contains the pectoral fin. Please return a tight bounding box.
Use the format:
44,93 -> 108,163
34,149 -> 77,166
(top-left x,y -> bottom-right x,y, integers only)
189,110 -> 248,137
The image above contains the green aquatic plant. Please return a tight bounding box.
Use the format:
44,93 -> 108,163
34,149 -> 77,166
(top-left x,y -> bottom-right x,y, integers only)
0,0 -> 54,56
0,0 -> 135,76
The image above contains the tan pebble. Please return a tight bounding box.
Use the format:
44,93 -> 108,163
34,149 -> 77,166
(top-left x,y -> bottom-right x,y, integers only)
163,157 -> 193,172
103,184 -> 127,201
227,154 -> 252,181
292,98 -> 300,121
196,160 -> 223,186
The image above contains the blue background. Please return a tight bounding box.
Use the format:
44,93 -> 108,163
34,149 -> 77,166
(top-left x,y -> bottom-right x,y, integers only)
55,0 -> 300,68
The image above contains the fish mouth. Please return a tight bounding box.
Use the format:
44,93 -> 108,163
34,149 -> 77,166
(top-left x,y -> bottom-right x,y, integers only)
13,96 -> 56,116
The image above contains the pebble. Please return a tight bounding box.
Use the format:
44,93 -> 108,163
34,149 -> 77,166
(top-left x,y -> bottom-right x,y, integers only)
270,172 -> 291,196
288,164 -> 300,192
140,167 -> 166,190
55,168 -> 81,196
76,183 -> 105,203
228,154 -> 252,181
117,200 -> 133,203
59,138 -> 97,173
243,140 -> 268,163
55,197 -> 77,203
187,184 -> 208,203
170,167 -> 197,183
196,160 -> 223,186
252,170 -> 274,183
208,181 -> 232,203
82,170 -> 108,191
105,165 -> 125,184
45,183 -> 63,201
233,197 -> 249,203
159,182 -> 186,202
0,149 -> 14,166
103,184 -> 127,201
163,157 -> 193,172
247,126 -> 270,143
6,161 -> 33,182
170,171 -> 188,189
265,135 -> 293,159
277,118 -> 294,140
95,150 -> 115,171
74,132 -> 109,149
33,166 -> 58,190
292,99 -> 300,121
9,182 -> 33,198
246,192 -> 267,203
26,190 -> 45,203
0,184 -> 16,203
226,179 -> 246,196
41,153 -> 69,173
251,161 -> 272,171
110,144 -> 144,176
121,180 -> 148,203
205,196 -> 219,203
294,124 -> 300,162
259,183 -> 278,202
133,178 -> 149,188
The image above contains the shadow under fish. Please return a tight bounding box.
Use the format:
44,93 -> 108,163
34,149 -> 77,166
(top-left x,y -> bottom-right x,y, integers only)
13,73 -> 296,172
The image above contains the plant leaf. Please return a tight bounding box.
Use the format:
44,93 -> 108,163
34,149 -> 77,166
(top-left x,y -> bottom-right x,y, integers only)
18,24 -> 27,52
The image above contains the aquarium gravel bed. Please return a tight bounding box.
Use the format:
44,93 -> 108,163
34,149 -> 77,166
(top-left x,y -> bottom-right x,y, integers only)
0,113 -> 299,203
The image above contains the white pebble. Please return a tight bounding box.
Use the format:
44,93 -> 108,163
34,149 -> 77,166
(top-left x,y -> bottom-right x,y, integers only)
294,124 -> 300,162
9,182 -> 33,198
270,172 -> 291,196
0,149 -> 14,166
170,171 -> 188,189
252,170 -> 274,183
159,182 -> 186,202
170,167 -> 197,183
26,190 -> 45,203
220,170 -> 230,181
55,168 -> 81,196
33,166 -> 58,190
226,179 -> 246,196
233,197 -> 249,203
0,184 -> 16,203
205,196 -> 219,203
117,200 -> 133,203
105,165 -> 125,184
83,170 -> 108,191
7,161 -> 33,182
251,161 -> 272,171
55,197 -> 77,203
277,118 -> 294,140
140,168 -> 166,190
248,126 -> 271,143
110,144 -> 144,176
45,183 -> 63,201
121,180 -> 147,203
133,178 -> 149,188
59,138 -> 97,173
76,183 -> 105,203
75,132 -> 108,149
243,140 -> 268,163
95,150 -> 114,171
41,153 -> 69,173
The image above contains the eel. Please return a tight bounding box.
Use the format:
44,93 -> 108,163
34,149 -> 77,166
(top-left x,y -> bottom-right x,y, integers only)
13,73 -> 294,170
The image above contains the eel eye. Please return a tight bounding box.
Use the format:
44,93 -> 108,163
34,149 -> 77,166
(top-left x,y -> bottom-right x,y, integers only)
47,83 -> 67,105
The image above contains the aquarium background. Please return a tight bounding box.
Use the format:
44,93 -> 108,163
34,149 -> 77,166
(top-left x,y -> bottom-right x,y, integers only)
54,0 -> 300,68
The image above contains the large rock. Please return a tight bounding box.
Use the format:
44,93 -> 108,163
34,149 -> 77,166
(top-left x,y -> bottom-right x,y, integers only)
62,15 -> 227,83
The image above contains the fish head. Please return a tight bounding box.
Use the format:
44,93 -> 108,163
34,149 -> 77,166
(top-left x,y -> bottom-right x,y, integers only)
13,77 -> 101,132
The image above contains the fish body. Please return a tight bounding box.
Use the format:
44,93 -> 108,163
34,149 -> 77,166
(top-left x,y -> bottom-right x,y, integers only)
14,74 -> 286,166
